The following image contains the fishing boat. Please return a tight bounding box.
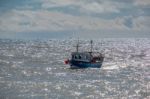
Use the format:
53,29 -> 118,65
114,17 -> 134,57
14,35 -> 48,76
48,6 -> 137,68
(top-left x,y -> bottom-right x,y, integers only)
64,40 -> 104,68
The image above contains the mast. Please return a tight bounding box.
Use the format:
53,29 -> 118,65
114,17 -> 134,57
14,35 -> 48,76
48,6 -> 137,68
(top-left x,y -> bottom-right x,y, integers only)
76,40 -> 79,52
75,38 -> 80,52
90,40 -> 93,53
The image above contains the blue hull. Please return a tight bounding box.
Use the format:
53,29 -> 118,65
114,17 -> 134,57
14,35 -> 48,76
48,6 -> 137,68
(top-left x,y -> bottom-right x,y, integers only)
70,60 -> 102,68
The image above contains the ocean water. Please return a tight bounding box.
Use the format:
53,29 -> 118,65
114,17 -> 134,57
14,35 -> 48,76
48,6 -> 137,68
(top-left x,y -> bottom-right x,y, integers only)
0,38 -> 149,99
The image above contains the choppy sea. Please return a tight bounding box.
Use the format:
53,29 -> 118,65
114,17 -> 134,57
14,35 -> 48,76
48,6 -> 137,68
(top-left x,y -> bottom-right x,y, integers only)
0,38 -> 149,99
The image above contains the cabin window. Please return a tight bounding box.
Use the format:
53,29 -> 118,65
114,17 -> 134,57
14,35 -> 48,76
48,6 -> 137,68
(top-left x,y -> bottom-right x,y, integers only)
79,55 -> 81,59
84,56 -> 87,60
73,55 -> 78,59
74,55 -> 77,59
73,54 -> 82,60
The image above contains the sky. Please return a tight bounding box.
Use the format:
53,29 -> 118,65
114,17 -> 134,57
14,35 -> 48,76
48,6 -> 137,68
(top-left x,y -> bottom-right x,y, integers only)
0,0 -> 150,39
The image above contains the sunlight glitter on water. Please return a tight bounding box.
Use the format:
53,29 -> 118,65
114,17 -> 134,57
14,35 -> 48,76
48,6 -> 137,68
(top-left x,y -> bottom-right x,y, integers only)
0,38 -> 149,99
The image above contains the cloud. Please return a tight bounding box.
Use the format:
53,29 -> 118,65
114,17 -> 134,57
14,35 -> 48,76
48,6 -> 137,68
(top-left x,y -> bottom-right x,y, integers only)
134,0 -> 150,6
41,0 -> 120,14
0,0 -> 149,39
0,9 -> 130,34
132,16 -> 150,31
0,9 -> 65,33
41,0 -> 77,8
79,1 -> 120,14
0,7 -> 149,34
